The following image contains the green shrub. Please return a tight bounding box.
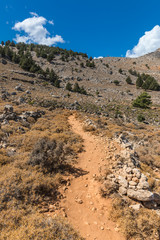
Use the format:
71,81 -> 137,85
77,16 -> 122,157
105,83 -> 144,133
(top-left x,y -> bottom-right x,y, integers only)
132,92 -> 152,109
73,82 -> 87,95
114,80 -> 120,85
66,82 -> 72,91
126,76 -> 132,84
119,68 -> 123,74
137,114 -> 145,122
136,73 -> 160,91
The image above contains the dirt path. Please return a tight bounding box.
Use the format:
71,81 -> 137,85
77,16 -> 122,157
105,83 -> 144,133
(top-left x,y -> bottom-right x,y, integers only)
60,114 -> 125,240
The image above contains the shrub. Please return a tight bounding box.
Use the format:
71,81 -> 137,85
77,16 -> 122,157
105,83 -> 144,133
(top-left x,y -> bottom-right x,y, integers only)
86,60 -> 95,68
114,80 -> 120,85
136,73 -> 160,91
137,114 -> 145,122
28,138 -> 71,173
119,68 -> 123,74
128,69 -> 138,76
73,82 -> 87,95
132,92 -> 152,108
126,76 -> 132,84
136,75 -> 143,88
66,82 -> 72,91
80,62 -> 84,68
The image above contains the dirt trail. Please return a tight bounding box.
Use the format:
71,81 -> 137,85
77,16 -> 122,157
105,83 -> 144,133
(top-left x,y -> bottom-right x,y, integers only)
60,114 -> 125,240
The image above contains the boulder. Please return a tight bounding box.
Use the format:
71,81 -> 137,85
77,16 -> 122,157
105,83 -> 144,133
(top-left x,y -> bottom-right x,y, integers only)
127,189 -> 154,201
119,186 -> 127,195
153,193 -> 160,204
129,204 -> 141,211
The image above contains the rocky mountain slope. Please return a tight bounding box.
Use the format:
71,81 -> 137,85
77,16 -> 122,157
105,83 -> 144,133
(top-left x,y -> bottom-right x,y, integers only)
0,43 -> 160,240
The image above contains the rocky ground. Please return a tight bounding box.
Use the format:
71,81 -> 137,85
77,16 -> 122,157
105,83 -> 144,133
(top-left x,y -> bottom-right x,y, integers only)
0,48 -> 160,239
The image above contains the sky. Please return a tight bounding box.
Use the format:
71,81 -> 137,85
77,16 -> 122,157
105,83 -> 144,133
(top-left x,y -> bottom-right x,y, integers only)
1,0 -> 160,58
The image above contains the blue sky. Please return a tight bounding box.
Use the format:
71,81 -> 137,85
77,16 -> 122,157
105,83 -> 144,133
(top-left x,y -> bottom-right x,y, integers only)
1,0 -> 160,58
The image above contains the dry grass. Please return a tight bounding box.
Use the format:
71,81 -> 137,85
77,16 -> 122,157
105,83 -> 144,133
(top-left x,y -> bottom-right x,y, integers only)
0,210 -> 84,240
0,106 -> 84,239
111,198 -> 160,240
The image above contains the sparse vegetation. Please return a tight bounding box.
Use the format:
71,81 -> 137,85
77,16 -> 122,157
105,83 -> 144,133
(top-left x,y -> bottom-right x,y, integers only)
128,68 -> 138,76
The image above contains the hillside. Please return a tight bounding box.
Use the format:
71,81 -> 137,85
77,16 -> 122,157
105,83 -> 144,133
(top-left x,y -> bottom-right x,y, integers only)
0,42 -> 160,240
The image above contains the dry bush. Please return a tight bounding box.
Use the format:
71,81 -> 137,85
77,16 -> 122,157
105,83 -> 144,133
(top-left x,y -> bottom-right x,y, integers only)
0,210 -> 84,240
111,198 -> 160,240
82,125 -> 96,132
100,180 -> 118,197
28,137 -> 72,173
0,167 -> 60,210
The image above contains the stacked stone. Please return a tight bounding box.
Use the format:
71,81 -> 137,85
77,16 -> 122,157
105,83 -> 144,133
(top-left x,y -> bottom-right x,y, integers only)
107,133 -> 160,206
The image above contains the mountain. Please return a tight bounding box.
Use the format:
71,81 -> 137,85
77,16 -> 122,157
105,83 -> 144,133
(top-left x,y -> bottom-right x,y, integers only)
0,42 -> 160,240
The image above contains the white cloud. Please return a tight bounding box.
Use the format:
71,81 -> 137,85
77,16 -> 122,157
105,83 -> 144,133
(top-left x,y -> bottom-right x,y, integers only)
30,12 -> 39,17
94,56 -> 103,59
12,13 -> 64,46
48,20 -> 54,25
126,25 -> 160,58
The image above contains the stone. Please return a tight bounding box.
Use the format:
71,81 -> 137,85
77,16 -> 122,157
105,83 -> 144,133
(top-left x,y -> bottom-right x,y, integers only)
153,193 -> 160,204
118,176 -> 128,188
125,167 -> 132,174
119,186 -> 127,195
76,199 -> 83,204
129,181 -> 137,186
132,177 -> 139,183
137,179 -> 149,190
11,92 -> 17,95
141,173 -> 148,181
1,59 -> 7,64
15,85 -> 23,91
127,189 -> 154,201
143,201 -> 157,209
129,204 -> 141,211
18,97 -> 25,104
4,105 -> 13,113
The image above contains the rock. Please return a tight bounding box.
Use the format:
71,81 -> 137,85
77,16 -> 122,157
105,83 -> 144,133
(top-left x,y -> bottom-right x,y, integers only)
143,201 -> 157,209
132,168 -> 141,179
15,85 -> 23,91
129,204 -> 141,211
141,173 -> 148,181
11,92 -> 17,95
132,177 -> 139,183
1,59 -> 7,65
119,186 -> 127,195
26,90 -> 31,94
126,167 -> 132,174
153,193 -> 160,204
76,199 -> 83,204
1,93 -> 8,100
127,189 -> 154,201
18,97 -> 25,104
129,181 -> 137,186
137,180 -> 149,190
118,176 -> 128,188
4,105 -> 13,113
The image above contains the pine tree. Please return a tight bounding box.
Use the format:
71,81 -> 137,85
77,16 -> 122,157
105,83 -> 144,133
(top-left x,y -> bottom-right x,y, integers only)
66,82 -> 72,91
136,76 -> 143,88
